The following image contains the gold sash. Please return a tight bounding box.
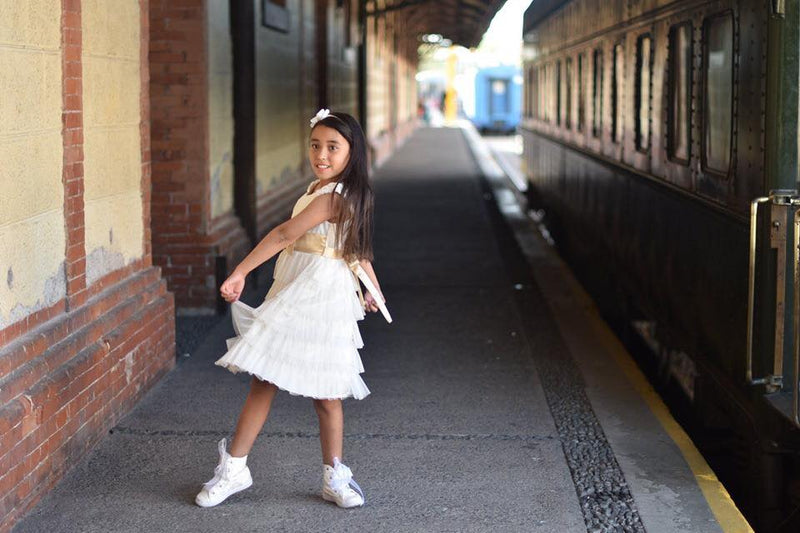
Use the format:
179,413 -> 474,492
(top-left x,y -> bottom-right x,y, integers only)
285,233 -> 342,259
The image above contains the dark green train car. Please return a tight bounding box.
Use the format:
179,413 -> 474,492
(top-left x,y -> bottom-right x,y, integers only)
522,0 -> 800,530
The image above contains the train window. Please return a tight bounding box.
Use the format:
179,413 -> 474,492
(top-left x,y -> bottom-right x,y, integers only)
636,34 -> 652,151
703,13 -> 733,174
547,63 -> 556,122
541,64 -> 547,120
531,66 -> 537,119
550,62 -> 557,123
565,57 -> 573,129
341,0 -> 351,47
540,64 -> 546,122
537,65 -> 547,120
612,42 -> 623,142
578,53 -> 585,132
541,64 -> 547,121
669,23 -> 692,164
593,48 -> 603,137
552,62 -> 557,123
527,68 -> 532,118
523,67 -> 528,117
526,67 -> 532,118
543,63 -> 550,123
556,60 -> 562,126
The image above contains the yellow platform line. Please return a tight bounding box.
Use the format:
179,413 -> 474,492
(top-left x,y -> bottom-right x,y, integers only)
521,221 -> 754,532
582,295 -> 755,533
476,130 -> 754,532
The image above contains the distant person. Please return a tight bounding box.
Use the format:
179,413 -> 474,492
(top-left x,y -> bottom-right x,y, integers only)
418,101 -> 431,124
196,109 -> 391,509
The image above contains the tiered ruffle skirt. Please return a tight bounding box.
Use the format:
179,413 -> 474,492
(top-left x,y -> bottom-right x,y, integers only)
215,250 -> 370,400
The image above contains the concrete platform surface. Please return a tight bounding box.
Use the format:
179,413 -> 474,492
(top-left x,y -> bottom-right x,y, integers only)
13,127 -> 748,533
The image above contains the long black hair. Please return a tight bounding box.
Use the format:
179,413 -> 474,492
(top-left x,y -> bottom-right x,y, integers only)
311,111 -> 374,261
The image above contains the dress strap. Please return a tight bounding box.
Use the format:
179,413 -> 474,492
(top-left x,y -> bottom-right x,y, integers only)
323,182 -> 346,248
312,180 -> 344,196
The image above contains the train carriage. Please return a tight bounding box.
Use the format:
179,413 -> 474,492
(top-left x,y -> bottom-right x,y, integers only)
472,65 -> 522,133
522,0 -> 800,530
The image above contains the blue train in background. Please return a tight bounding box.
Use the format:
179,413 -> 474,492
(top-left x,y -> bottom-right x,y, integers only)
471,65 -> 522,134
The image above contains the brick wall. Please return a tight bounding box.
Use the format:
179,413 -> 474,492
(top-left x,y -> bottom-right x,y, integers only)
0,2 -> 175,531
149,0 -> 251,312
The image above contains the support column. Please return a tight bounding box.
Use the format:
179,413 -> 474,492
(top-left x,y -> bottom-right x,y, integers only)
62,0 -> 87,312
149,0 -> 250,312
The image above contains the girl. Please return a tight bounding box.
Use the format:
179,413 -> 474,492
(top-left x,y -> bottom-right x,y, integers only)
195,110 -> 388,509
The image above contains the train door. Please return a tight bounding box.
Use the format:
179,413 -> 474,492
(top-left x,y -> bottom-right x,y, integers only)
315,0 -> 329,108
230,0 -> 257,246
389,20 -> 398,138
489,78 -> 510,123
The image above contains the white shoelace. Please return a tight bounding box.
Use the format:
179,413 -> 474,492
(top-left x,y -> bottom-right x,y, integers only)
329,458 -> 365,502
203,439 -> 231,492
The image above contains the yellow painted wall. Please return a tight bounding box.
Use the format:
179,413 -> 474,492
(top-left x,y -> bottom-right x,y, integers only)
255,0 -> 305,196
400,49 -> 417,124
82,0 -> 143,285
208,0 -> 234,220
0,0 -> 65,328
366,10 -> 417,145
367,14 -> 388,140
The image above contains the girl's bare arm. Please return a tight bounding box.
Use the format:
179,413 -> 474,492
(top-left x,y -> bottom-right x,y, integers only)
233,194 -> 342,277
359,259 -> 386,312
220,194 -> 342,302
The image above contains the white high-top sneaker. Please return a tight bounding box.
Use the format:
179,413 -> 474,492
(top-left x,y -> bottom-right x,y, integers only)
195,438 -> 253,507
322,457 -> 365,508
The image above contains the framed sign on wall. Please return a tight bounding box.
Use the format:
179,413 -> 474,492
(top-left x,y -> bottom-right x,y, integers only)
262,0 -> 289,33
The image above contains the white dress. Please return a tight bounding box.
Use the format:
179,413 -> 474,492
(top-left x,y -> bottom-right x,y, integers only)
214,179 -> 370,400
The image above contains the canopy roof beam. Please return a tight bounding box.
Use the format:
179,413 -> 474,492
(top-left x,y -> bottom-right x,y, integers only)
365,0 -> 507,48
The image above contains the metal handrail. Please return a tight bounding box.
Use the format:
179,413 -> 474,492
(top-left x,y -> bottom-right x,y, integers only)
746,192 -> 800,425
746,196 -> 772,385
794,209 -> 800,424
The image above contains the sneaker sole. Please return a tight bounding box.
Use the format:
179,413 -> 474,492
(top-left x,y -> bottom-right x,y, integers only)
322,490 -> 364,508
195,477 -> 253,508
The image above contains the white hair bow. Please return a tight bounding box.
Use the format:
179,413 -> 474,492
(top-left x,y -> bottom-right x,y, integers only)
310,108 -> 331,128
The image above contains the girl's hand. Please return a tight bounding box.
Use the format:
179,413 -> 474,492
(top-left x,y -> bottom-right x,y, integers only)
220,272 -> 245,302
364,290 -> 385,313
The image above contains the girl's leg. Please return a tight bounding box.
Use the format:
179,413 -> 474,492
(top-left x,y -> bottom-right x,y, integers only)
313,399 -> 344,465
315,399 -> 364,508
229,377 -> 278,457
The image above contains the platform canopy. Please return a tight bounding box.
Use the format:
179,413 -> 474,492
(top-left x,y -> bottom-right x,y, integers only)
366,0 -> 508,48
522,0 -> 570,33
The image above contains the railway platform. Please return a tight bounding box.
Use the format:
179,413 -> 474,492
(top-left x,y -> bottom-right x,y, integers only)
12,127 -> 751,533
